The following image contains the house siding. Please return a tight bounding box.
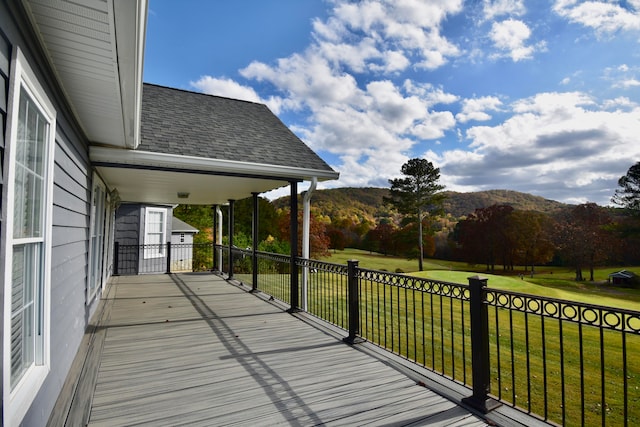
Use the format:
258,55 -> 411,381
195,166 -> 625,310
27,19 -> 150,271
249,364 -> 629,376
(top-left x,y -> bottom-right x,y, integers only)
114,203 -> 141,274
1,2 -> 99,425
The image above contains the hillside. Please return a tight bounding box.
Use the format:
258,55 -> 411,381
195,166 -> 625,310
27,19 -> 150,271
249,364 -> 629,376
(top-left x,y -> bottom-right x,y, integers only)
273,187 -> 569,220
442,189 -> 568,217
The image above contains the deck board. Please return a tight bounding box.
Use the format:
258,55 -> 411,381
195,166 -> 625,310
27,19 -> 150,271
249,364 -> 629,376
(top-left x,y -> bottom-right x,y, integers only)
82,273 -> 489,426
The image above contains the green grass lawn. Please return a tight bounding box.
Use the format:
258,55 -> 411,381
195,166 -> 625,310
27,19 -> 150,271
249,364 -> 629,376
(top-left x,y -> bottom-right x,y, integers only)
254,250 -> 639,425
323,248 -> 640,311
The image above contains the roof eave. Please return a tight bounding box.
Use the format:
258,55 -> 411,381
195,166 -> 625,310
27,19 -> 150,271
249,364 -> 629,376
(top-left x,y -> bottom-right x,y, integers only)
90,146 -> 340,182
114,0 -> 147,149
21,0 -> 147,149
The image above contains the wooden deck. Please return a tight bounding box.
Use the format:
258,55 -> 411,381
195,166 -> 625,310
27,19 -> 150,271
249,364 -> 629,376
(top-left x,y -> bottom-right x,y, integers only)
52,273 -> 494,426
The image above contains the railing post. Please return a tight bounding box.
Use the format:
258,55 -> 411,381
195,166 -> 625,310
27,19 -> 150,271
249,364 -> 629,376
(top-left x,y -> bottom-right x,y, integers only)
343,260 -> 364,345
165,242 -> 171,274
288,181 -> 299,312
462,276 -> 501,413
113,242 -> 119,276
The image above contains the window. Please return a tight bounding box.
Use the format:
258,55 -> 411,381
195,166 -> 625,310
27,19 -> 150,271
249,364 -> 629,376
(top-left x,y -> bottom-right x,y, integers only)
88,176 -> 106,301
144,207 -> 166,258
3,47 -> 55,425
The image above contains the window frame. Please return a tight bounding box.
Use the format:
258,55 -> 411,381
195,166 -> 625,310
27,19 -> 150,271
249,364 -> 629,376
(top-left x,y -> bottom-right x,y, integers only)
2,47 -> 55,426
87,173 -> 107,303
143,207 -> 166,259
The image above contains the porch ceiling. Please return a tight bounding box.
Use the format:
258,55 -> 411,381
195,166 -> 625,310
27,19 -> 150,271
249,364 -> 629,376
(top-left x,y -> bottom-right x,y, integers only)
95,165 -> 290,205
91,145 -> 339,205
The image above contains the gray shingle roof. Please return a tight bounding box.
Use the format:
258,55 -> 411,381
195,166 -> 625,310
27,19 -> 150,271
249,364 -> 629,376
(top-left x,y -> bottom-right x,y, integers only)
139,83 -> 335,173
171,216 -> 199,233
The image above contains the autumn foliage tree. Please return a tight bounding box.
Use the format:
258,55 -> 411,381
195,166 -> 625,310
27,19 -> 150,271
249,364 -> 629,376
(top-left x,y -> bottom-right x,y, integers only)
278,210 -> 330,258
454,204 -> 514,272
554,203 -> 614,281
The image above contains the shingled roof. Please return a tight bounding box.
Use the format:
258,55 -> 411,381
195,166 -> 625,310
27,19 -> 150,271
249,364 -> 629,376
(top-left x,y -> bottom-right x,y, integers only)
139,83 -> 335,173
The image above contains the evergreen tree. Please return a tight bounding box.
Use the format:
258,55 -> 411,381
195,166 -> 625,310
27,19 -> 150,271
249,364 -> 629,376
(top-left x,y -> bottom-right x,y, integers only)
384,158 -> 446,271
612,161 -> 640,214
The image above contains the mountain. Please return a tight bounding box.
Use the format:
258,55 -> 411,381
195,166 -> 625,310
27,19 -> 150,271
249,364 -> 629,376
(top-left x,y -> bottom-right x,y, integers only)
273,187 -> 569,220
441,189 -> 568,217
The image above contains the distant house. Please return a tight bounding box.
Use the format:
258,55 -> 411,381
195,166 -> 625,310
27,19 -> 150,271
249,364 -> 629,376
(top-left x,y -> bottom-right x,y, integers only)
113,203 -> 199,274
0,1 -> 338,425
171,216 -> 199,272
608,270 -> 639,287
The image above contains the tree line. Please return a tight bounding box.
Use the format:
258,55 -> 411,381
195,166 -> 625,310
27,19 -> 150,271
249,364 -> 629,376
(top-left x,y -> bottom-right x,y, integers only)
174,160 -> 640,281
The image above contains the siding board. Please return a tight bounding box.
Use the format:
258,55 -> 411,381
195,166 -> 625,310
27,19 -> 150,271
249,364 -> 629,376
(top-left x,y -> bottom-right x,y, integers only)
53,183 -> 87,215
53,204 -> 88,228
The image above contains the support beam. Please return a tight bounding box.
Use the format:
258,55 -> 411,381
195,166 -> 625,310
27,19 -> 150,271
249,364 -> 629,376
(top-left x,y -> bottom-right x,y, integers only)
228,200 -> 235,279
288,181 -> 299,312
251,192 -> 259,292
216,206 -> 223,273
301,177 -> 317,310
212,205 -> 217,272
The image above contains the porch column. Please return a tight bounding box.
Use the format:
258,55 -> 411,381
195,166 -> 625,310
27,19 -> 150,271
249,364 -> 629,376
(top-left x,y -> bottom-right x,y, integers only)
228,199 -> 235,279
216,206 -> 223,273
251,192 -> 259,292
301,177 -> 317,311
212,205 -> 217,272
288,181 -> 299,312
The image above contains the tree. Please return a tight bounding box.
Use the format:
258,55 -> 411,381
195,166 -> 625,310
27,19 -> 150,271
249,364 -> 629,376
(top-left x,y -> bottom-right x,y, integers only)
554,203 -> 614,281
278,210 -> 330,258
384,158 -> 446,271
454,204 -> 513,272
612,161 -> 640,214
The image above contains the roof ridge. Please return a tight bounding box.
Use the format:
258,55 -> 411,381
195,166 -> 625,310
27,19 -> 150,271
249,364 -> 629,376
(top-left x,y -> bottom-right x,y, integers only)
142,82 -> 266,106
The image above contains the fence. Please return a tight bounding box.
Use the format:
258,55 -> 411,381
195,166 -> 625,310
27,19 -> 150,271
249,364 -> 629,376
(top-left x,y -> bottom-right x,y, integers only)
113,242 -> 214,275
115,242 -> 640,426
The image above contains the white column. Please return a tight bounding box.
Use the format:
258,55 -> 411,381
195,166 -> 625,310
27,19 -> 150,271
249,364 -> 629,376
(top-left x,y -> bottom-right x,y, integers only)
301,177 -> 317,311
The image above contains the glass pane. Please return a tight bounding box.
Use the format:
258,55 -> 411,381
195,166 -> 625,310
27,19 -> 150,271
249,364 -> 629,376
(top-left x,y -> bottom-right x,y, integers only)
14,87 -> 47,240
10,243 -> 40,387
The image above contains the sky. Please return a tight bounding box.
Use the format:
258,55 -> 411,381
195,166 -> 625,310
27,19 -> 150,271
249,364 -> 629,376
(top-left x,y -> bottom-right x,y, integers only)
144,0 -> 640,206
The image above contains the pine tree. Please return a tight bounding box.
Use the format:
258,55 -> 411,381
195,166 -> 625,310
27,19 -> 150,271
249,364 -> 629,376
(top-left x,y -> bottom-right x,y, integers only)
384,158 -> 446,271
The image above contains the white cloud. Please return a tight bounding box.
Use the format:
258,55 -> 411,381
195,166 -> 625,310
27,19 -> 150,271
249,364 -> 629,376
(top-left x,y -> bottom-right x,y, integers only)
403,81 -> 459,106
190,76 -> 262,103
489,19 -> 540,61
441,91 -> 640,204
482,0 -> 526,21
456,96 -> 503,123
321,0 -> 463,71
553,0 -> 640,35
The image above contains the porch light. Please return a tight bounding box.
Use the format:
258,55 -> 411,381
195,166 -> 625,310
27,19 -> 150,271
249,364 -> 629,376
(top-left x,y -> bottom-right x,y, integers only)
177,192 -> 189,199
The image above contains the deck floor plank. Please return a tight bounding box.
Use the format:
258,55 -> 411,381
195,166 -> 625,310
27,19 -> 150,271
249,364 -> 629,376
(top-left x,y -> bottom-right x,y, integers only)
84,273 -> 488,426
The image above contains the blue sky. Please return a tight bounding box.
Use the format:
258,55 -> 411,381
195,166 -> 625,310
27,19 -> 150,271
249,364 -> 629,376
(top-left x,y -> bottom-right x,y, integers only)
144,0 -> 640,206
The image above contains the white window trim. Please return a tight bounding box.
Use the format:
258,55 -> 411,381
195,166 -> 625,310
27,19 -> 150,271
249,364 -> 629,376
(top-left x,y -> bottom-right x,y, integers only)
143,207 -> 166,259
2,47 -> 55,427
87,174 -> 107,303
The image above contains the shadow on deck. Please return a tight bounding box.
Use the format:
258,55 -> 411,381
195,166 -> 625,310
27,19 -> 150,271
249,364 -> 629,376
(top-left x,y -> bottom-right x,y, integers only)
48,273 -> 537,426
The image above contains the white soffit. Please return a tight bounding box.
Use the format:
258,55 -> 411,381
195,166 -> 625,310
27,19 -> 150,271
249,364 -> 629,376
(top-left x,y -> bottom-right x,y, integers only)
22,0 -> 147,148
94,165 -> 290,205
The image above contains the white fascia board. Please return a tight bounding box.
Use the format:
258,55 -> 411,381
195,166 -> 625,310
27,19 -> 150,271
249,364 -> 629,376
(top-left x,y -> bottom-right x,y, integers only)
113,0 -> 148,149
90,146 -> 340,182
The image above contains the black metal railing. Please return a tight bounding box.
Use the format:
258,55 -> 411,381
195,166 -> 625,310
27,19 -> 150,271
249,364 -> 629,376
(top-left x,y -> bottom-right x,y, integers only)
114,242 -> 213,275
116,242 -> 640,426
